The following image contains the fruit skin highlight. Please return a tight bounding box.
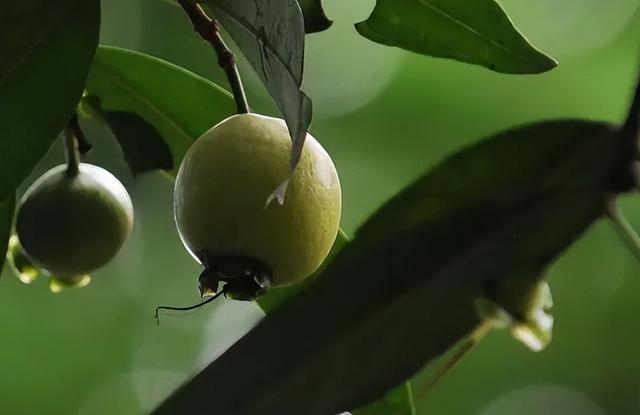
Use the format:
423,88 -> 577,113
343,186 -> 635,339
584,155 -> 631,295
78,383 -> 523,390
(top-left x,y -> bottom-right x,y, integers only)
16,163 -> 134,279
174,113 -> 342,288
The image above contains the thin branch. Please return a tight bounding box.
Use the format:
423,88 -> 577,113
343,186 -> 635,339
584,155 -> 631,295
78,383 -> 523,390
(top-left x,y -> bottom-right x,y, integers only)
605,196 -> 640,263
417,322 -> 491,400
177,0 -> 249,114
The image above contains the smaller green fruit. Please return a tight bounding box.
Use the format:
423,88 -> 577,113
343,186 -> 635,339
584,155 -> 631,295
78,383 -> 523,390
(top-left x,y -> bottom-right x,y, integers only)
16,163 -> 134,279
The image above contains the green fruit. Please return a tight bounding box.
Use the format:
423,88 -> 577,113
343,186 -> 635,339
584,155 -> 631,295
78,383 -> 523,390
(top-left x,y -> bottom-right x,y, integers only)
16,163 -> 134,279
174,113 -> 342,295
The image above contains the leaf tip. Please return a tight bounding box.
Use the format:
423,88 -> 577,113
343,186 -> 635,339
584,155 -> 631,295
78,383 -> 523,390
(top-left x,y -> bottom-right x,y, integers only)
531,52 -> 558,74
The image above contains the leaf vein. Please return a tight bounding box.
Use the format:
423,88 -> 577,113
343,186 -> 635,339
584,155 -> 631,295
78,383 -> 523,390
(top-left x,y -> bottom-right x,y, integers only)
415,0 -> 516,58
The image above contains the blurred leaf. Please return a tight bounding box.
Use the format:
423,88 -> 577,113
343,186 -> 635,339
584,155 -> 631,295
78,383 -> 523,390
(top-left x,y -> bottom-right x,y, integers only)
353,383 -> 415,415
101,111 -> 174,175
200,0 -> 312,203
298,0 -> 333,34
0,0 -> 100,203
0,196 -> 14,275
152,119 -> 626,415
85,46 -> 235,175
355,0 -> 557,74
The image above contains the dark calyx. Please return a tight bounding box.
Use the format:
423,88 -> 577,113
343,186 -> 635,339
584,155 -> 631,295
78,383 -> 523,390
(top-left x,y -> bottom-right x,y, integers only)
199,256 -> 272,301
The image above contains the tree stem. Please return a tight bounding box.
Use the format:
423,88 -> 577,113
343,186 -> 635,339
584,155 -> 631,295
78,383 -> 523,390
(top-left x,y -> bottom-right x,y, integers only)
63,127 -> 80,177
605,196 -> 640,263
177,0 -> 250,114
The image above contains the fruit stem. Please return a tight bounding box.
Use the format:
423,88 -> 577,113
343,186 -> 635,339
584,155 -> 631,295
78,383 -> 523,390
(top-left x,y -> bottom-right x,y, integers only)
68,114 -> 92,154
177,0 -> 250,114
63,126 -> 81,177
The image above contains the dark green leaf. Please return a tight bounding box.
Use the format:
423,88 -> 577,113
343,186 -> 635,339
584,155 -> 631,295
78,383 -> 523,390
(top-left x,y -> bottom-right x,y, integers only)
200,0 -> 312,202
152,119 -> 623,415
85,46 -> 236,174
355,0 -> 557,74
298,0 -> 333,34
0,0 -> 100,203
0,196 -> 14,275
258,232 -> 416,415
353,383 -> 415,415
100,111 -> 174,175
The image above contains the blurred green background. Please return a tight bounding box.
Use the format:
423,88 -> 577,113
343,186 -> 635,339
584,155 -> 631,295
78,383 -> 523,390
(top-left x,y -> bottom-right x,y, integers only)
1,0 -> 640,414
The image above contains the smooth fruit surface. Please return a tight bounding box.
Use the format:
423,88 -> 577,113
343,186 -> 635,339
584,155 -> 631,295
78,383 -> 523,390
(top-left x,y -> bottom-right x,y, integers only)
174,113 -> 342,286
16,164 -> 134,278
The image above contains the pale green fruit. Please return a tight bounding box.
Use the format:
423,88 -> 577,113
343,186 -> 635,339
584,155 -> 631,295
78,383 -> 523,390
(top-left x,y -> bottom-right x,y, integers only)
174,113 -> 342,287
16,164 -> 134,279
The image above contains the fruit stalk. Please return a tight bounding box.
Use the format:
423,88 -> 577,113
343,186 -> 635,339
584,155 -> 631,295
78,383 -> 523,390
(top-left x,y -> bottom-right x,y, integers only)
63,127 -> 80,177
68,114 -> 92,154
177,0 -> 250,114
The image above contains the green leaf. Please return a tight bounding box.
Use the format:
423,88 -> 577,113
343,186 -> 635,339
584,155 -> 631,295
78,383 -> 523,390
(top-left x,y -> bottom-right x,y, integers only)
100,111 -> 174,175
151,119 -> 624,415
0,196 -> 14,275
298,0 -> 333,34
85,46 -> 236,175
200,0 -> 312,203
355,0 -> 557,74
0,0 -> 100,203
353,383 -> 415,415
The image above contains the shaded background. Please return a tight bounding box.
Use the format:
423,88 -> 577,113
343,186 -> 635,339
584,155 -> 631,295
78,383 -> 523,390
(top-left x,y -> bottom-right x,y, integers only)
1,0 -> 640,413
